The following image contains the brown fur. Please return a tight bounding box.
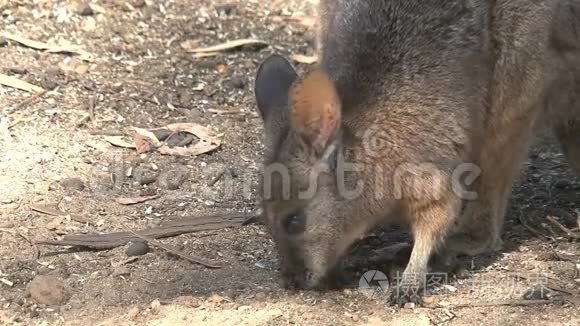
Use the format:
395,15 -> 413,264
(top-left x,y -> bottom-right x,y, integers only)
254,0 -> 580,305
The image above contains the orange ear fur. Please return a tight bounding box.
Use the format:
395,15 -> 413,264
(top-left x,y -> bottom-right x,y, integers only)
289,69 -> 341,156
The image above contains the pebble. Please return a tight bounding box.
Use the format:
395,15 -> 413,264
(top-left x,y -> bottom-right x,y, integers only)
126,306 -> 140,320
403,302 -> 415,309
227,76 -> 246,89
0,37 -> 7,47
178,89 -> 193,107
40,68 -> 63,90
158,168 -> 188,190
27,275 -> 67,306
131,0 -> 146,8
59,177 -> 85,191
138,173 -> 158,186
152,128 -> 171,141
237,305 -> 251,312
74,1 -> 94,15
150,299 -> 161,314
126,241 -> 150,257
167,132 -> 194,148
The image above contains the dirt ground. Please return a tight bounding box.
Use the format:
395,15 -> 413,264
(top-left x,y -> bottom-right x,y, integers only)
0,0 -> 579,325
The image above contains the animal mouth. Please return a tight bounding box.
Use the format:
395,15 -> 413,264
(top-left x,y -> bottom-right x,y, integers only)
282,265 -> 347,290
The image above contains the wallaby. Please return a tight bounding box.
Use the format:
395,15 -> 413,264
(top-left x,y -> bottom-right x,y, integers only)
254,0 -> 580,305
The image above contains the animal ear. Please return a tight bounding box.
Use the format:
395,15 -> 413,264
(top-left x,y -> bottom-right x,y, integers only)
289,69 -> 341,159
254,54 -> 298,122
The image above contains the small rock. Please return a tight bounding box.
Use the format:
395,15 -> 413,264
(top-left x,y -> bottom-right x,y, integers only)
74,1 -> 94,15
422,296 -> 436,305
442,284 -> 457,293
178,90 -> 193,107
126,306 -> 140,320
112,266 -> 131,277
227,76 -> 246,89
138,173 -> 158,186
8,67 -> 27,74
150,299 -> 161,313
39,69 -> 63,90
152,129 -> 171,141
523,285 -> 550,300
167,132 -> 194,148
126,241 -> 149,257
131,0 -> 146,8
81,16 -> 96,32
215,4 -> 237,16
0,37 -> 7,47
158,168 -> 188,190
403,302 -> 415,309
59,178 -> 85,191
237,305 -> 251,312
28,275 -> 67,306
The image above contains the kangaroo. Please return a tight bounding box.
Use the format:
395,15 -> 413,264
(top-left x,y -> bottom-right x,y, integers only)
253,0 -> 580,305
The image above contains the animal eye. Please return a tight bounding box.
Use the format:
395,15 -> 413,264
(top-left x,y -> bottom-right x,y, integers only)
284,211 -> 306,234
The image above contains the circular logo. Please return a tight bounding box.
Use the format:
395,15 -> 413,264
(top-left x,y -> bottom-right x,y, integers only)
361,127 -> 391,158
358,270 -> 390,299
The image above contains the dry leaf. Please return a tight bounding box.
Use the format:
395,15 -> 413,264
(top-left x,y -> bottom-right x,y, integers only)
130,127 -> 162,147
128,126 -> 161,153
114,195 -> 160,205
104,136 -> 136,148
1,32 -> 94,61
133,133 -> 154,154
0,73 -> 45,93
31,204 -> 67,216
158,142 -> 217,157
0,32 -> 49,50
164,123 -> 222,144
188,39 -> 267,53
154,123 -> 222,157
291,54 -> 318,64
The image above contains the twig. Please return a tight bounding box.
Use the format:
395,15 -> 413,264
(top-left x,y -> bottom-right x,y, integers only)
448,299 -> 561,309
518,212 -> 550,239
88,95 -> 96,123
125,227 -> 221,269
13,89 -> 48,110
35,211 -> 257,249
546,216 -> 580,240
514,272 -> 577,296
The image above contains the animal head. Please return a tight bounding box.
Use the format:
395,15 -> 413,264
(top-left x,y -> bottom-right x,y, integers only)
254,54 -> 360,289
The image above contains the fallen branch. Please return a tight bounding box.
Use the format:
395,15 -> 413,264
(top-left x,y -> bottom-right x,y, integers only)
514,272 -> 578,296
518,212 -> 551,240
14,90 -> 48,110
35,211 -> 258,250
125,227 -> 221,269
546,216 -> 580,240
